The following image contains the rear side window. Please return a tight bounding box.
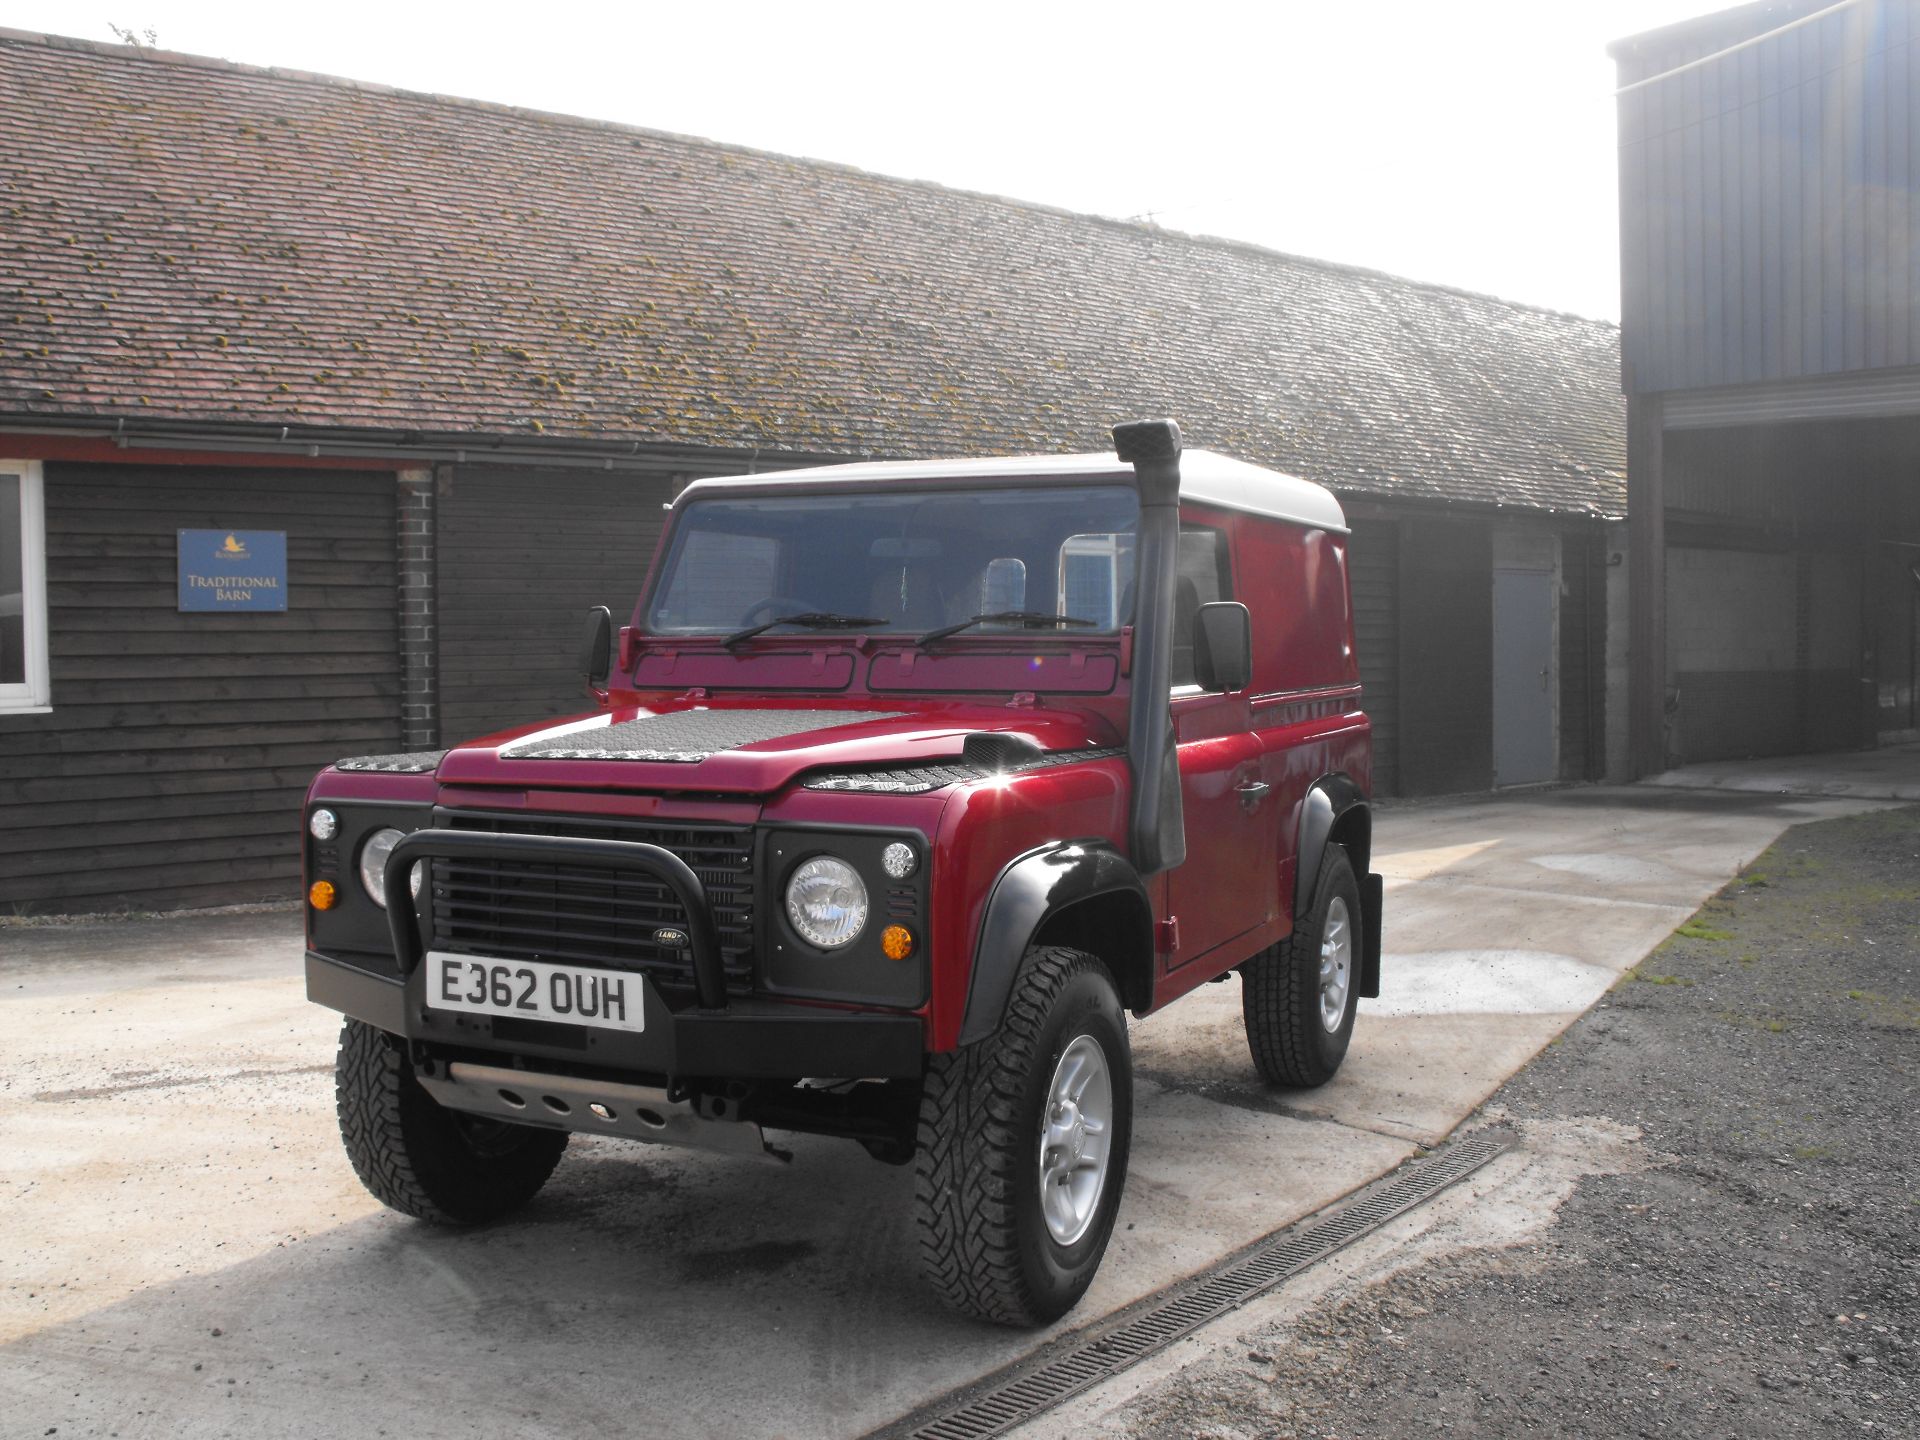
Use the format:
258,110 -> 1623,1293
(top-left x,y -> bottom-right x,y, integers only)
1172,525 -> 1233,689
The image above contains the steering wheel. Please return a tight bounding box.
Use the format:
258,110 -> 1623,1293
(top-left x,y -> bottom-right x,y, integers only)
738,596 -> 813,627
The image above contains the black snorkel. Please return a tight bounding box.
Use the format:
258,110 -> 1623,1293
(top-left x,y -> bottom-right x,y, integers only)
1112,418 -> 1187,877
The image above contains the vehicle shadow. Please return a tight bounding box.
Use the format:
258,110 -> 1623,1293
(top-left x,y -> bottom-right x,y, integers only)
2,1133 -> 1038,1440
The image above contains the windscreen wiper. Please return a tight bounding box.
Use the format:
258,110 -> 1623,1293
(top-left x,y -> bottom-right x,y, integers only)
722,612 -> 889,648
918,610 -> 1100,646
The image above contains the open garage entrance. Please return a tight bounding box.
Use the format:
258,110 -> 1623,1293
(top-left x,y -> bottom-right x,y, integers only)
1655,415 -> 1920,768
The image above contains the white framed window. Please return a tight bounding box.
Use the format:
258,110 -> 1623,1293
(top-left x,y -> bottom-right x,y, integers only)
0,459 -> 50,713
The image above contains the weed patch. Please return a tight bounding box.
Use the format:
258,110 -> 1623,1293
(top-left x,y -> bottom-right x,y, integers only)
1677,921 -> 1735,941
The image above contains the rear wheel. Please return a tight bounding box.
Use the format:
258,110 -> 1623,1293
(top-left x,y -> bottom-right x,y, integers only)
913,946 -> 1133,1327
1242,847 -> 1362,1088
335,1019 -> 568,1224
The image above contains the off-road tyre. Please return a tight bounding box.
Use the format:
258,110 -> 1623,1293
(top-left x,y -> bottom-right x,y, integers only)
913,946 -> 1133,1327
335,1019 -> 568,1224
1242,846 -> 1362,1088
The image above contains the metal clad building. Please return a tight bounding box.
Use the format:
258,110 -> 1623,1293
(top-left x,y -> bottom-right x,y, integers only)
1615,0 -> 1920,773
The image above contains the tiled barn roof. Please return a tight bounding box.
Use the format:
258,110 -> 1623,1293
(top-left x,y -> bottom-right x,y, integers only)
0,29 -> 1626,518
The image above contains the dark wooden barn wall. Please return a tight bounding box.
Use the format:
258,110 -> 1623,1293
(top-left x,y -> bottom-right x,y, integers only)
0,464 -> 400,912
1397,516 -> 1493,795
1558,526 -> 1607,783
1617,0 -> 1920,395
437,465 -> 675,745
1347,520 -> 1400,796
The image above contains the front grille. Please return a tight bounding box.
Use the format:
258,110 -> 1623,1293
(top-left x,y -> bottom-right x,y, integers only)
429,809 -> 756,995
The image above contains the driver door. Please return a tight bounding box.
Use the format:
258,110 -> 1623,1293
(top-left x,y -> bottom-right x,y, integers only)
1165,520 -> 1277,970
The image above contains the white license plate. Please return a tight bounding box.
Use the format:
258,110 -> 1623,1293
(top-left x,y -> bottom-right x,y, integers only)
424,951 -> 646,1034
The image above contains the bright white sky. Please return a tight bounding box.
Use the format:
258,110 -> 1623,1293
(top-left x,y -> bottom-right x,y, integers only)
2,0 -> 1727,320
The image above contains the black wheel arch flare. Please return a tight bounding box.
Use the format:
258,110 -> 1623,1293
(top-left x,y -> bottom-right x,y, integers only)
1294,774 -> 1382,999
959,841 -> 1153,1047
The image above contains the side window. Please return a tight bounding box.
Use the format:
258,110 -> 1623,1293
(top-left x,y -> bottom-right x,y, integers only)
1171,524 -> 1232,690
0,460 -> 49,712
650,529 -> 780,630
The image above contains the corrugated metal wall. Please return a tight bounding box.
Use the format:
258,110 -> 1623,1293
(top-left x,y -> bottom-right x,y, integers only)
1617,0 -> 1920,395
0,464 -> 400,912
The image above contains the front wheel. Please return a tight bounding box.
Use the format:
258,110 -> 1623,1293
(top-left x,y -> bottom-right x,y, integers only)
335,1020 -> 569,1224
913,947 -> 1133,1327
1242,847 -> 1362,1088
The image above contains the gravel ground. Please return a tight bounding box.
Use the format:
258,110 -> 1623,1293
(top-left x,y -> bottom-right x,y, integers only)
1106,804 -> 1920,1438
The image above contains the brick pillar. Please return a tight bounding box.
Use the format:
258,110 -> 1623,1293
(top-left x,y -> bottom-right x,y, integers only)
397,466 -> 437,749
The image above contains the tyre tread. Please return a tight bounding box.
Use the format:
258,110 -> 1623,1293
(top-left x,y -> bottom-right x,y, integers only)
913,946 -> 1112,1326
334,1019 -> 565,1225
1243,849 -> 1359,1088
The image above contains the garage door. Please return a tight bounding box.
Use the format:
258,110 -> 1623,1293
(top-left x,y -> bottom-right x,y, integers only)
0,463 -> 400,912
437,465 -> 674,745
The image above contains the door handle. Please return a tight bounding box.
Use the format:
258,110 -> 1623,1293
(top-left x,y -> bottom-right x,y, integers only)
1236,780 -> 1271,812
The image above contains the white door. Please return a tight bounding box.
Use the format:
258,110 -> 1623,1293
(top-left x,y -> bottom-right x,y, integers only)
1493,568 -> 1555,786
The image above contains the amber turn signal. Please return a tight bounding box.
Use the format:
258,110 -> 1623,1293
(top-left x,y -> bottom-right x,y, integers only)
308,880 -> 338,911
880,924 -> 915,961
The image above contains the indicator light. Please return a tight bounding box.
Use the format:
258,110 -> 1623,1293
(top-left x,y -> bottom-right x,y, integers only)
881,924 -> 915,961
308,880 -> 338,911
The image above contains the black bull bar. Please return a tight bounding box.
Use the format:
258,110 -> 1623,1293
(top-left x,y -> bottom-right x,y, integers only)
384,828 -> 730,1010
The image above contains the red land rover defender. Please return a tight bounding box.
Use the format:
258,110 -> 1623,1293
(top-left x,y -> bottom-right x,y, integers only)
303,420 -> 1382,1326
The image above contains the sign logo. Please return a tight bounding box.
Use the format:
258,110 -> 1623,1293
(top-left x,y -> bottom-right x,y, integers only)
177,529 -> 288,612
652,927 -> 690,949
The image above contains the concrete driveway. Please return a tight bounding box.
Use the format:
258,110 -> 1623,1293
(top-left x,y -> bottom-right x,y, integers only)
0,783 -> 1888,1438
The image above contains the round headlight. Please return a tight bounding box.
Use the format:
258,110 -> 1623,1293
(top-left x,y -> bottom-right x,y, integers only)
309,808 -> 339,841
357,828 -> 424,909
880,842 -> 918,880
784,856 -> 868,950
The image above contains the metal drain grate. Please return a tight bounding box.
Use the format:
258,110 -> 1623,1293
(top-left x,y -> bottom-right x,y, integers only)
883,1131 -> 1512,1440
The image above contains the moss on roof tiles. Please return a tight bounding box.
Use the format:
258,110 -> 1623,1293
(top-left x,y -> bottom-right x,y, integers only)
0,29 -> 1623,513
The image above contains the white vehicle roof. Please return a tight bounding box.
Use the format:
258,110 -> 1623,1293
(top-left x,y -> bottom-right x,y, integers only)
675,449 -> 1349,533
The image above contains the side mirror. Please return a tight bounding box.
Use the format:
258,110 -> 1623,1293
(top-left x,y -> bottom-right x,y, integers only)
1193,601 -> 1252,693
580,605 -> 613,690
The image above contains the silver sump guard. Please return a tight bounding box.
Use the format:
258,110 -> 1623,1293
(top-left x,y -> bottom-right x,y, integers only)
418,1061 -> 784,1164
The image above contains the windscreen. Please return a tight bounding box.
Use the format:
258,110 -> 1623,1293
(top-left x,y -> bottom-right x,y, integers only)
646,484 -> 1140,637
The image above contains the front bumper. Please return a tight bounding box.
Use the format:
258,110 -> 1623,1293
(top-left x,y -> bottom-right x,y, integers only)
306,950 -> 925,1079
309,824 -> 925,1081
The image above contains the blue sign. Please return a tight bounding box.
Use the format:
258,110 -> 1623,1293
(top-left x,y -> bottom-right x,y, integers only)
177,530 -> 288,612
